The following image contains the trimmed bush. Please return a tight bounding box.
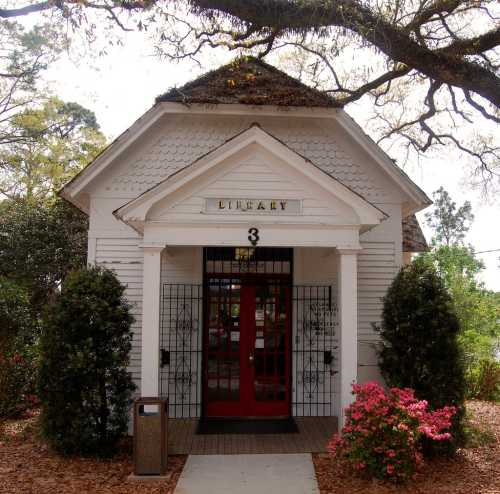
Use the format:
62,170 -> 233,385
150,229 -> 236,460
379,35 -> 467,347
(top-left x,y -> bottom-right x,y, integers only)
328,382 -> 455,483
38,266 -> 136,456
376,259 -> 466,454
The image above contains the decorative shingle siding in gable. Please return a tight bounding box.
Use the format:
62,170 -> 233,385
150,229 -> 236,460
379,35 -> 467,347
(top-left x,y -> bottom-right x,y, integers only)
111,116 -> 388,202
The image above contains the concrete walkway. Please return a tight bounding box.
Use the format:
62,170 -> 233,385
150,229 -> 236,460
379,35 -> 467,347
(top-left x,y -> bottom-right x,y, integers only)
174,454 -> 320,494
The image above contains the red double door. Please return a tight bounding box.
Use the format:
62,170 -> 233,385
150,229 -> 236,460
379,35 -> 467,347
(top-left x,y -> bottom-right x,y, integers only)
204,280 -> 290,418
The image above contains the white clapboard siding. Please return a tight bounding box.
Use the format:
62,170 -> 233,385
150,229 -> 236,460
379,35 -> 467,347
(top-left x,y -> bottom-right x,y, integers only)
159,158 -> 349,224
357,241 -> 396,383
358,241 -> 396,337
95,237 -> 143,392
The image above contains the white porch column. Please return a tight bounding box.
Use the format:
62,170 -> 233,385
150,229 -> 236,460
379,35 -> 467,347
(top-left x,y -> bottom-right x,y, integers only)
140,244 -> 164,397
337,248 -> 359,427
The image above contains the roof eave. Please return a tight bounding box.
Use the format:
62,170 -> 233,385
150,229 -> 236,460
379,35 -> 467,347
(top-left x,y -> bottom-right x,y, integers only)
334,110 -> 432,211
59,103 -> 166,202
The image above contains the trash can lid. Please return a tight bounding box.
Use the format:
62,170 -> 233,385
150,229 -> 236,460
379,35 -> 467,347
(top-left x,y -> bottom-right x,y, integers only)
135,396 -> 169,404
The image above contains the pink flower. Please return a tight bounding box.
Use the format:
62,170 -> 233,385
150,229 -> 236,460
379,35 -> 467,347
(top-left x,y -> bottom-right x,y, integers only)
327,383 -> 455,483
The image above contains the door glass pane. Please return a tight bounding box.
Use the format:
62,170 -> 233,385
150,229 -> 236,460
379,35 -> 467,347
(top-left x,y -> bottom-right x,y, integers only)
229,354 -> 240,401
209,303 -> 218,325
206,277 -> 240,403
253,284 -> 288,403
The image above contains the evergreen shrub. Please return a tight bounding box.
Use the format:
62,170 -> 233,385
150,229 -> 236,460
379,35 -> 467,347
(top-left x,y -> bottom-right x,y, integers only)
376,259 -> 466,454
39,266 -> 135,456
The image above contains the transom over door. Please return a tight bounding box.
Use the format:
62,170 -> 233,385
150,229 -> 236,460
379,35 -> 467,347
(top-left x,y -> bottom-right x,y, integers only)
204,280 -> 291,418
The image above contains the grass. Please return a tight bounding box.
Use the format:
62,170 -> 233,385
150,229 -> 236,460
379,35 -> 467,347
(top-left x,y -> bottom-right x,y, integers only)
463,417 -> 496,448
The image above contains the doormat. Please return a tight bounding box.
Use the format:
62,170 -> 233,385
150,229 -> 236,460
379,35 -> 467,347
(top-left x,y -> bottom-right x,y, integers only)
196,418 -> 299,435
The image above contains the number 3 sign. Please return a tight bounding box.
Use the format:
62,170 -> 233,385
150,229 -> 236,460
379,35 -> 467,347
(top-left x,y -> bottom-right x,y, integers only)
248,227 -> 259,246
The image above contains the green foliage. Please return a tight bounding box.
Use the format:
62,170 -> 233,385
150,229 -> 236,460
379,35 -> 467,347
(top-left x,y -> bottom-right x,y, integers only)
421,189 -> 500,402
466,359 -> 500,402
425,187 -> 474,247
0,277 -> 32,346
0,277 -> 38,418
420,245 -> 499,369
0,20 -> 65,145
39,266 -> 136,456
0,198 -> 88,312
463,418 -> 497,448
0,340 -> 39,418
0,97 -> 106,200
376,259 -> 466,455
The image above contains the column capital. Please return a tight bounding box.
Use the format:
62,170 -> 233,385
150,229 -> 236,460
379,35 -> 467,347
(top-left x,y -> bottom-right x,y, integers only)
336,247 -> 362,256
139,242 -> 165,253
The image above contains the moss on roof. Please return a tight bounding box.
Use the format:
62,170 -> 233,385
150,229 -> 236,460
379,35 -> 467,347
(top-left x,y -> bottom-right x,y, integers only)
402,214 -> 428,252
156,56 -> 341,108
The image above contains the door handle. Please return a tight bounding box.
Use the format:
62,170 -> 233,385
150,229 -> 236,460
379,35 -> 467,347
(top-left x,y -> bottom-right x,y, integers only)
249,352 -> 254,366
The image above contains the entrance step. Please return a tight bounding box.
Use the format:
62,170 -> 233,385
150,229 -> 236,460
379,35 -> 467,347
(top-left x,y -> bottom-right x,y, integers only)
168,417 -> 338,454
174,453 -> 319,494
196,418 -> 299,434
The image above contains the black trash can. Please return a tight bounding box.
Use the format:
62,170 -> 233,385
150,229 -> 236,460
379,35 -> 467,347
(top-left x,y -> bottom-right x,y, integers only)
133,397 -> 168,476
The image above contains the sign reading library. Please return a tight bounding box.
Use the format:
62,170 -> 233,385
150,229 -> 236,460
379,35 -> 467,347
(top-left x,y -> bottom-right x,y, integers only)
206,198 -> 301,214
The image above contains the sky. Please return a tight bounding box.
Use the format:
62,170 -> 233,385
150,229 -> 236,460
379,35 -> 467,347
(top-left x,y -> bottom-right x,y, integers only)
44,30 -> 500,290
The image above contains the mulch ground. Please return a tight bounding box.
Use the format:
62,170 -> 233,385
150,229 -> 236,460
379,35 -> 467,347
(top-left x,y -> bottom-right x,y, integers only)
313,400 -> 500,494
0,411 -> 186,494
1,401 -> 498,494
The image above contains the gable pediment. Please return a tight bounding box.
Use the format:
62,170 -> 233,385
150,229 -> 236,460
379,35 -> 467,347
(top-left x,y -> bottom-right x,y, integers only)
114,125 -> 386,234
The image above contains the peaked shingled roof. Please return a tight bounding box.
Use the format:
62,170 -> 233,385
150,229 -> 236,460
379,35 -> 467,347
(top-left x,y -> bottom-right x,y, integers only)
156,57 -> 341,108
402,214 -> 428,252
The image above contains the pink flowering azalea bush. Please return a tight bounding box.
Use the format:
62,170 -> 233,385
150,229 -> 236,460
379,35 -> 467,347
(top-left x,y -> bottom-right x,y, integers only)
328,382 -> 456,482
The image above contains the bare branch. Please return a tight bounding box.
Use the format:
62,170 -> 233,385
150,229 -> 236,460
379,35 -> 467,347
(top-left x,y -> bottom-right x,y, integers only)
189,0 -> 500,106
336,66 -> 412,105
463,90 -> 500,123
0,1 -> 51,18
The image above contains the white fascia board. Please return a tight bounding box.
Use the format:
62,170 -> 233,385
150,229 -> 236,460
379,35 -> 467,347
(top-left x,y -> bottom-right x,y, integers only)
334,110 -> 432,211
115,125 -> 386,227
156,101 -> 341,118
